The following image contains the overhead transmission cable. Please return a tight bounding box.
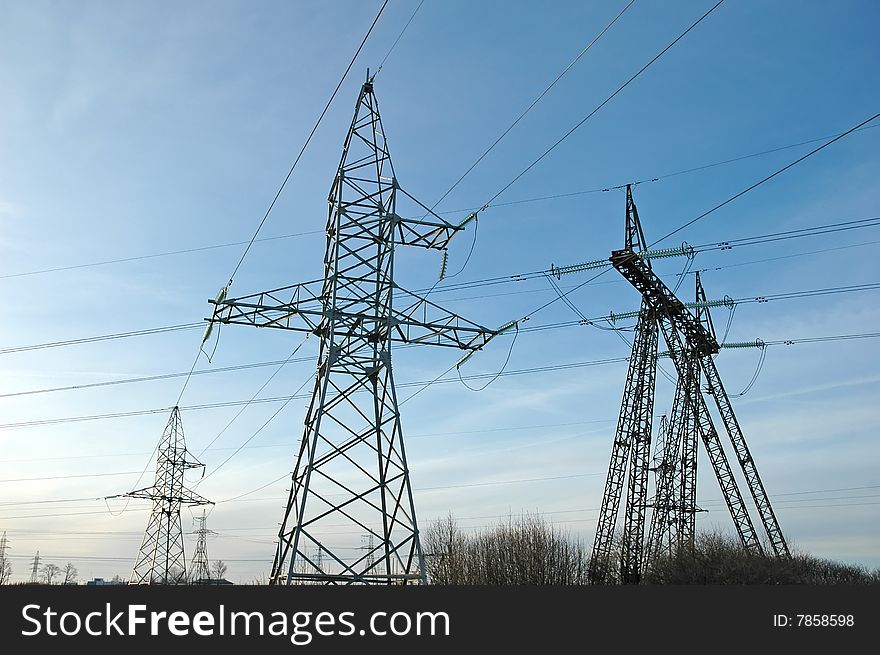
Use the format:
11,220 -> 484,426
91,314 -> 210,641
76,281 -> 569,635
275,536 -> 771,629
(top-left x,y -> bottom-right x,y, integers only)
427,0 -> 637,213
373,0 -> 425,76
1,328 -> 872,433
224,0 -> 389,287
3,122 -> 876,285
0,281 -> 877,403
426,1 -> 726,337
467,0 -> 725,221
649,111 -> 880,247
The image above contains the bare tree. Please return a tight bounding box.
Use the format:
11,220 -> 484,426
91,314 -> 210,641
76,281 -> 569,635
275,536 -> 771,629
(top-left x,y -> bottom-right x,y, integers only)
62,562 -> 78,585
42,563 -> 61,585
211,559 -> 227,583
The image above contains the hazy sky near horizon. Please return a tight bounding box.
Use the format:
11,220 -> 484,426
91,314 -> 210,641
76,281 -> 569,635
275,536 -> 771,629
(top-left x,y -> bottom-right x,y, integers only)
0,0 -> 878,583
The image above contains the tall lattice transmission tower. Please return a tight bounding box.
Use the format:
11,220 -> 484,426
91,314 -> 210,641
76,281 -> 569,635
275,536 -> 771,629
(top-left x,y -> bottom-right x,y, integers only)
114,406 -> 213,584
589,185 -> 788,584
188,510 -> 216,584
209,77 -> 499,585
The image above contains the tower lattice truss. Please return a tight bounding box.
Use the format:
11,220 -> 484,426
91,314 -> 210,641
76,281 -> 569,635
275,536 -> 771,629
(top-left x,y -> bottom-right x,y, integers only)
188,510 -> 216,584
589,185 -> 789,584
209,79 -> 497,585
122,406 -> 212,584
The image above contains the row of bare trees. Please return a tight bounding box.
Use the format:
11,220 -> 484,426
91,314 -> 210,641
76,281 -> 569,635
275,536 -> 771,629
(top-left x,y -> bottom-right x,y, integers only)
423,514 -> 590,585
31,562 -> 78,585
422,516 -> 880,585
644,531 -> 880,585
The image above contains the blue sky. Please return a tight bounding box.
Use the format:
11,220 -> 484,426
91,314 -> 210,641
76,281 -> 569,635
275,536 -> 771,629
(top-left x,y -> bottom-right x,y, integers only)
0,0 -> 878,583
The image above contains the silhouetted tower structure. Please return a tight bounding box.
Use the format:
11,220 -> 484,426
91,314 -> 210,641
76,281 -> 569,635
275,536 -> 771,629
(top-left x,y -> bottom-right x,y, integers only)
116,407 -> 212,584
188,510 -> 216,584
646,274 -> 708,561
0,532 -> 10,584
29,550 -> 40,584
591,185 -> 789,584
209,77 -> 498,585
589,188 -> 659,584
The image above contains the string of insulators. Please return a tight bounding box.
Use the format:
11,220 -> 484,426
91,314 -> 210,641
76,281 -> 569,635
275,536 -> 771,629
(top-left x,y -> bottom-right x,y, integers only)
458,212 -> 478,229
455,319 -> 518,369
552,243 -> 694,277
439,250 -> 449,281
202,286 -> 228,344
606,297 -> 730,323
720,339 -> 766,350
657,339 -> 764,359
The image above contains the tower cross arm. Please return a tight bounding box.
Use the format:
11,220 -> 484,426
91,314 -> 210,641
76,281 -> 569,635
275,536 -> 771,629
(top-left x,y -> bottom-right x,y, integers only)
208,279 -> 326,335
113,485 -> 214,507
389,185 -> 469,251
208,282 -> 499,351
610,249 -> 719,356
390,285 -> 499,350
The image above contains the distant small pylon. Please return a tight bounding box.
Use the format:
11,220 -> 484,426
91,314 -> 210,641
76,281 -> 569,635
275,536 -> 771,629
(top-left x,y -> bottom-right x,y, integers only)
29,550 -> 40,584
188,510 -> 216,584
0,532 -> 11,585
108,406 -> 212,584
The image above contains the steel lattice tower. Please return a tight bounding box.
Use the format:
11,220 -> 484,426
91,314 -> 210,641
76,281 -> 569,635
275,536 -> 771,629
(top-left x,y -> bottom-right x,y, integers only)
595,185 -> 789,584
209,78 -> 497,585
29,551 -> 40,584
188,510 -> 215,584
0,532 -> 10,584
119,406 -> 212,584
589,188 -> 659,584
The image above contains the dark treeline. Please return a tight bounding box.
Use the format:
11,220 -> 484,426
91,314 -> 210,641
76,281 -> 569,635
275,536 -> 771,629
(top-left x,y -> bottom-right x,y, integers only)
644,531 -> 880,585
424,515 -> 879,585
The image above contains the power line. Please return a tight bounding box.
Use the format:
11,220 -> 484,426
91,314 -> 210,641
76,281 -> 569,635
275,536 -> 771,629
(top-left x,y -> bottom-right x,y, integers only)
0,323 -> 201,356
0,355 -> 314,400
374,0 -> 425,76
225,0 -> 390,286
198,373 -> 314,483
428,0 -> 637,212
469,123 -> 877,212
0,327 -> 875,434
649,111 -> 880,247
0,418 -> 618,468
1,214 -> 875,363
7,480 -> 879,525
0,276 -> 877,408
422,216 -> 880,297
0,471 -> 139,484
7,483 -> 880,533
0,230 -> 323,282
477,0 -> 725,212
3,125 -> 876,286
195,339 -> 310,457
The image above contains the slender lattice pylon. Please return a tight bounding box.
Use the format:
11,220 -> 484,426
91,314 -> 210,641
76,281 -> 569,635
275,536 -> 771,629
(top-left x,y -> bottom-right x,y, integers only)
589,189 -> 658,584
0,531 -> 10,585
188,510 -> 216,584
209,77 -> 498,585
29,551 -> 40,584
116,406 -> 212,584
